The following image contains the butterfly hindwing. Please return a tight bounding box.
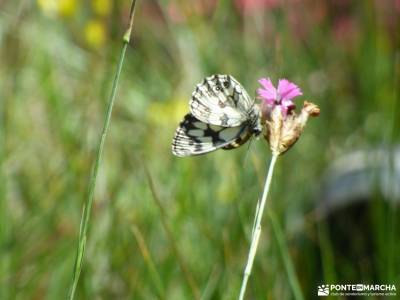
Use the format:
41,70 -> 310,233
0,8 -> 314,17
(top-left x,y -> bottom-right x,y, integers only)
222,131 -> 253,150
172,114 -> 251,157
172,74 -> 262,157
189,74 -> 255,127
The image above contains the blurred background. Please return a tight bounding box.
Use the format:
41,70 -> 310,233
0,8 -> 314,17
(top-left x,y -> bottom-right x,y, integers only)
1,0 -> 399,299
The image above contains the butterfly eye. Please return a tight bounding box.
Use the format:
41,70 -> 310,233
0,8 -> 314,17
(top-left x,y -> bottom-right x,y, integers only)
215,85 -> 221,91
223,81 -> 230,88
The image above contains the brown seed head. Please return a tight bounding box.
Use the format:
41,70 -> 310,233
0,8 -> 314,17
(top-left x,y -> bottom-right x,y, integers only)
263,101 -> 320,155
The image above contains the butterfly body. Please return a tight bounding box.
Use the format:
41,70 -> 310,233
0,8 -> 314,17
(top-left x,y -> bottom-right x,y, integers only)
172,74 -> 262,157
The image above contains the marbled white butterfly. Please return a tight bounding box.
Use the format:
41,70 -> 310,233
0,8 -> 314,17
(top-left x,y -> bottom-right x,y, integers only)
172,74 -> 262,157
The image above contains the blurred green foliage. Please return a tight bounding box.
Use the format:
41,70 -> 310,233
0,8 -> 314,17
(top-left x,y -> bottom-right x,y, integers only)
0,0 -> 399,299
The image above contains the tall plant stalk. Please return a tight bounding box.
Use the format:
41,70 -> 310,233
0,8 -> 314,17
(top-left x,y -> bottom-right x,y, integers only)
68,1 -> 137,299
239,154 -> 278,300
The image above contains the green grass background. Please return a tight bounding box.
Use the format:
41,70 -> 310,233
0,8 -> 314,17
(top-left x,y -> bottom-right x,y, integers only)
1,0 -> 399,299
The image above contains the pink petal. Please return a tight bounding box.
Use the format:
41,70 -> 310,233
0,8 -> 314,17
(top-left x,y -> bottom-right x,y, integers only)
256,89 -> 275,105
281,99 -> 296,116
257,78 -> 277,100
277,79 -> 302,101
279,104 -> 294,117
281,99 -> 295,109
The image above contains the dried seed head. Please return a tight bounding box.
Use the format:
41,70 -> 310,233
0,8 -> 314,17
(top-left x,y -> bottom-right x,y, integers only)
263,101 -> 320,155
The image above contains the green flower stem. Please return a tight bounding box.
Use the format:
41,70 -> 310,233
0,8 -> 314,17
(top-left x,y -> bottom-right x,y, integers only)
239,154 -> 278,300
68,2 -> 137,299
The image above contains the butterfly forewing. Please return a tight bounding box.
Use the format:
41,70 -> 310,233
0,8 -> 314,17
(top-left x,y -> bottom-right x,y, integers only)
190,74 -> 254,127
172,74 -> 261,157
172,114 -> 250,157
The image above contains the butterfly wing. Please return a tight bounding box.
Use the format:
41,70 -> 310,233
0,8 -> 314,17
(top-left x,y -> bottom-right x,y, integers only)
190,74 -> 255,127
172,114 -> 252,157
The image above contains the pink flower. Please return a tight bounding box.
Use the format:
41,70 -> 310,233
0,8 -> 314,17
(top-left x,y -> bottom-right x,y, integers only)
257,78 -> 302,117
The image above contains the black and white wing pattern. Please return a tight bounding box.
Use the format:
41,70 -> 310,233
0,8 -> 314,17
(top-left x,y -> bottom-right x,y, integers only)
172,74 -> 262,157
190,74 -> 255,127
172,114 -> 253,157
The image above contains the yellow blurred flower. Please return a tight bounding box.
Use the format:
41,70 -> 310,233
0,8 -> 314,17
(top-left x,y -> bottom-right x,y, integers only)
147,99 -> 188,126
92,0 -> 112,16
58,0 -> 77,17
37,0 -> 77,17
84,20 -> 106,48
37,0 -> 58,16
